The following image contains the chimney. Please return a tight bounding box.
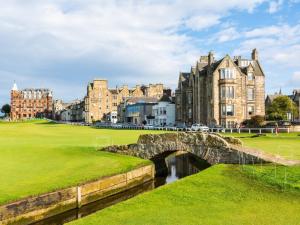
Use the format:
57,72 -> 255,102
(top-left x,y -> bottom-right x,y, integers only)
251,48 -> 258,60
208,51 -> 214,66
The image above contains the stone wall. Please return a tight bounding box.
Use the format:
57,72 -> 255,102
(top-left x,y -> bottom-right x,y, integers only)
0,165 -> 154,225
102,132 -> 267,165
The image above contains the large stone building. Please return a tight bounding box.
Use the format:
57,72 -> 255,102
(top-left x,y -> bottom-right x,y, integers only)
175,49 -> 265,128
10,83 -> 53,120
84,79 -> 166,123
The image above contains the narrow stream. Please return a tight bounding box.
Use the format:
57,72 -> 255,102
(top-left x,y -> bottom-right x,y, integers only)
33,152 -> 210,225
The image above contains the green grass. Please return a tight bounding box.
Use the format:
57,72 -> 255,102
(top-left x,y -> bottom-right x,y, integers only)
0,120 -> 163,205
69,164 -> 300,225
223,132 -> 300,160
240,164 -> 300,190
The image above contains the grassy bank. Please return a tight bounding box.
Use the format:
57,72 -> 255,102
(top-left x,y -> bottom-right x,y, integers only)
0,120 -> 163,205
224,132 -> 300,160
70,164 -> 300,225
240,164 -> 300,190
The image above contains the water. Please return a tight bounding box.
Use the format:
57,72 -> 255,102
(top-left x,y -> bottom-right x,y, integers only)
154,152 -> 211,187
33,152 -> 210,225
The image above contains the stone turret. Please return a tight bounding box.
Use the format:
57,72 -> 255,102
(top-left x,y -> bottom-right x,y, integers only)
252,48 -> 258,60
208,51 -> 214,66
12,82 -> 18,91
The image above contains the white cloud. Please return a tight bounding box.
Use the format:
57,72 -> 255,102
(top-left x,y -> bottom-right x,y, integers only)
289,71 -> 300,85
268,0 -> 283,14
230,23 -> 300,93
210,27 -> 240,43
0,0 -> 266,105
185,15 -> 221,31
234,24 -> 300,67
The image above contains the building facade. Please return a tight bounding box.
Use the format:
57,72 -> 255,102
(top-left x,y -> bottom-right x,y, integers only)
176,49 -> 265,128
150,95 -> 175,127
84,79 -> 166,123
124,97 -> 158,125
10,83 -> 53,120
290,89 -> 300,121
52,100 -> 71,120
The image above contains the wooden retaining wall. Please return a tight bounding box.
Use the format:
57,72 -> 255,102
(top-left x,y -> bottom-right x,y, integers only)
0,164 -> 154,225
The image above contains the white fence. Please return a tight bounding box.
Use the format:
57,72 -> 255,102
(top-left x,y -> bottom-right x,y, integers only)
94,124 -> 291,133
53,120 -> 292,133
209,127 -> 290,133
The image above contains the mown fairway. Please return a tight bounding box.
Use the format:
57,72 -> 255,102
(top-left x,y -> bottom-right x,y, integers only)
0,120 -> 163,205
70,164 -> 300,225
224,132 -> 300,160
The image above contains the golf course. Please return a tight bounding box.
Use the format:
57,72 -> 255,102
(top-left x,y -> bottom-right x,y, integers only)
1,120 -> 299,225
0,120 -> 163,205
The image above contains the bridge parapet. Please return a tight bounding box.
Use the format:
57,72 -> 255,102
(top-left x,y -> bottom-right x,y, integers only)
102,132 -> 273,165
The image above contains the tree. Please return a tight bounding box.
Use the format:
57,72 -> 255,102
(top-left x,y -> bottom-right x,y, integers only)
1,104 -> 11,117
266,96 -> 298,121
242,115 -> 265,128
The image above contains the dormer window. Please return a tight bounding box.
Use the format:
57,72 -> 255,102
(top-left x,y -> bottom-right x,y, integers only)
248,72 -> 254,80
220,68 -> 235,79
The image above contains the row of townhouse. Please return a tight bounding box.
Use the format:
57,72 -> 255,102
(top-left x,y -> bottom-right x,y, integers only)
52,80 -> 172,124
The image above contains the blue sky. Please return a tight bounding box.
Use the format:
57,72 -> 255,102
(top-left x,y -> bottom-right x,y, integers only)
0,0 -> 300,106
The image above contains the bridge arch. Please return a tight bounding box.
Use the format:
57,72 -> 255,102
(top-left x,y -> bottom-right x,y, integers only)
103,132 -> 266,165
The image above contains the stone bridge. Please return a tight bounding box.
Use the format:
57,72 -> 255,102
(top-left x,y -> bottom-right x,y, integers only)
103,132 -> 277,165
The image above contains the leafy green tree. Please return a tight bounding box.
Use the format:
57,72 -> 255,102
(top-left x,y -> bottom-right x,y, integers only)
1,104 -> 11,117
266,96 -> 298,120
242,115 -> 265,128
250,115 -> 265,127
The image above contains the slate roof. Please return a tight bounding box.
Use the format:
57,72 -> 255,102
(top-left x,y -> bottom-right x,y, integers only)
159,94 -> 172,103
109,89 -> 118,94
126,97 -> 158,104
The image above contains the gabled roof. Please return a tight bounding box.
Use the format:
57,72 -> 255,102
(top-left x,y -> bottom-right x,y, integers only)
159,94 -> 172,103
252,60 -> 265,76
109,89 -> 118,94
178,72 -> 191,88
266,93 -> 282,102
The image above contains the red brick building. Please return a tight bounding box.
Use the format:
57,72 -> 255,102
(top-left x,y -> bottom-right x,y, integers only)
10,83 -> 53,120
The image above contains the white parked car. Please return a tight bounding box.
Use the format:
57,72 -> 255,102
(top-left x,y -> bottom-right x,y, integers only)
191,123 -> 209,132
144,125 -> 155,129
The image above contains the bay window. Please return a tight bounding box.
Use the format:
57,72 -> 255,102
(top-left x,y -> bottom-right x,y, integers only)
221,104 -> 234,116
220,68 -> 235,79
247,88 -> 254,100
221,86 -> 234,99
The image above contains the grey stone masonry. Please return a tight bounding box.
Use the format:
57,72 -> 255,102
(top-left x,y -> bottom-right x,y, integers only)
102,132 -> 300,166
103,133 -> 259,165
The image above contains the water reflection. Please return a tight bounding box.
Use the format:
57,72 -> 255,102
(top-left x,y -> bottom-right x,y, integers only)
155,152 -> 211,187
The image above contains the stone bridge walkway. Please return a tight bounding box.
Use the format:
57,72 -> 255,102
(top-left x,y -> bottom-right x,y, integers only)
103,132 -> 300,166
